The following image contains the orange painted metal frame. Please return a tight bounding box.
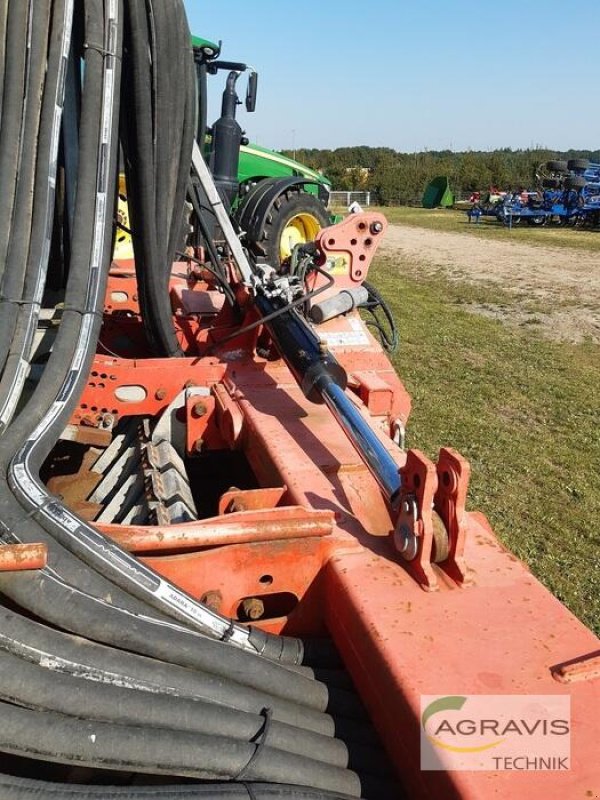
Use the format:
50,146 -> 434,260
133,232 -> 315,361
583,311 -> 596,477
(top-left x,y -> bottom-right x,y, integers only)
63,239 -> 600,799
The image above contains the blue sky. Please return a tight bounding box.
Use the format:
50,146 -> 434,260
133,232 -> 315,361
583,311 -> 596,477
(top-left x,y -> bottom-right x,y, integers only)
184,1 -> 600,154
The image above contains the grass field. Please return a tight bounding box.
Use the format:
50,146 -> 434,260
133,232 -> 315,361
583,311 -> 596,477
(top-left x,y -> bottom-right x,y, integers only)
368,248 -> 599,635
334,205 -> 600,253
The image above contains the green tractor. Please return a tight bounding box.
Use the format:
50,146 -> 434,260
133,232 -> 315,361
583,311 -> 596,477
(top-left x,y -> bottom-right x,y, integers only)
117,37 -> 331,264
195,34 -> 332,264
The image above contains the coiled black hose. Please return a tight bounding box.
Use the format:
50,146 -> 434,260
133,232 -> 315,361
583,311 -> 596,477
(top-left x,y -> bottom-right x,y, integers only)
0,0 -> 51,373
0,1 -> 30,288
0,777 -> 358,800
0,0 -> 74,433
0,604 -> 376,746
121,0 -> 194,357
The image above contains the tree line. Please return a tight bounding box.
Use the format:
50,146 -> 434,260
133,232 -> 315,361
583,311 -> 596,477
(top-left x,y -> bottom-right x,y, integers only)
280,146 -> 600,205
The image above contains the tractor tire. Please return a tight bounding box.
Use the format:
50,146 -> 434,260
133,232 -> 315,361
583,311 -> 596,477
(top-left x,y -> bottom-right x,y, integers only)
259,189 -> 331,265
527,215 -> 546,226
567,159 -> 590,172
564,175 -> 587,190
546,160 -> 568,173
542,177 -> 560,189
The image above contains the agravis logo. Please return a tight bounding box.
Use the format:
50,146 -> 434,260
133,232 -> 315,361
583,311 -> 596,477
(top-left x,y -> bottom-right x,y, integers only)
422,696 -> 504,753
420,694 -> 570,771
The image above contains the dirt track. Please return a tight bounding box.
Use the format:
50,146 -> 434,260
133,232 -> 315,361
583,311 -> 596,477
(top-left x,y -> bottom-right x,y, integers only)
379,225 -> 600,343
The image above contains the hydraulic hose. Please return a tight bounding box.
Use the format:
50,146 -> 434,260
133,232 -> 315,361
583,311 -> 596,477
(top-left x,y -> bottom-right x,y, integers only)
0,570 -> 362,721
0,648 -> 387,775
0,777 -> 358,800
0,0 -> 51,374
0,701 -> 363,797
0,1 -> 30,288
121,0 -> 194,357
0,1 -> 9,124
0,0 -> 74,433
0,604 -> 375,745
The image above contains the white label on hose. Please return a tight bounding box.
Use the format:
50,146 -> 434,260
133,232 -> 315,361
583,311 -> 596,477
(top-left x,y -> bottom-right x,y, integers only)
72,315 -> 93,371
12,463 -> 45,505
102,70 -> 114,142
0,359 -> 29,426
154,581 -> 249,646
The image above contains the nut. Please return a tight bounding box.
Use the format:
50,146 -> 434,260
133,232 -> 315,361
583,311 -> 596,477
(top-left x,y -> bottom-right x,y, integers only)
201,590 -> 222,611
242,597 -> 265,621
193,401 -> 207,418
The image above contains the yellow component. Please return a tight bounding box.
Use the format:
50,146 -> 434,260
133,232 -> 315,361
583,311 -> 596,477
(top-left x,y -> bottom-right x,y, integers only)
279,212 -> 322,262
114,174 -> 134,260
325,254 -> 351,275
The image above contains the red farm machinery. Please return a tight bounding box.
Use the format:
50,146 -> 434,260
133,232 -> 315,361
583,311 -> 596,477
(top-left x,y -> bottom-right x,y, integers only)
0,2 -> 597,798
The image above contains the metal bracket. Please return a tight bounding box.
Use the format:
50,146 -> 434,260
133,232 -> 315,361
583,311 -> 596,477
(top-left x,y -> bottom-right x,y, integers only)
391,447 -> 471,590
434,447 -> 470,585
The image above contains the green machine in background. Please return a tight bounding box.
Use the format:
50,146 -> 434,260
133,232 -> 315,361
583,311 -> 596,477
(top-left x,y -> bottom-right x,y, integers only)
117,36 -> 332,263
193,35 -> 332,263
422,175 -> 454,208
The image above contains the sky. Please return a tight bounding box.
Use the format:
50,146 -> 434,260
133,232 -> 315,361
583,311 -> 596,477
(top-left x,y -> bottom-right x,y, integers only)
184,1 -> 600,154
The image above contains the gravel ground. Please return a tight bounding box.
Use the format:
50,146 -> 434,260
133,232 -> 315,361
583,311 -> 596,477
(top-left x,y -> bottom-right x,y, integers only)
379,224 -> 600,342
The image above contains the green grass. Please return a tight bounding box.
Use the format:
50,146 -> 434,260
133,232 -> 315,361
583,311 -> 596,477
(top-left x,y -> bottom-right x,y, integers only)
369,254 -> 600,635
332,205 -> 600,253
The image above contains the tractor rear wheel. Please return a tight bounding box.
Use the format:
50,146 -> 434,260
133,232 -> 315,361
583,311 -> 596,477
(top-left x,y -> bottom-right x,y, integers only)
546,160 -> 568,173
567,159 -> 590,172
260,189 -> 330,265
564,175 -> 587,190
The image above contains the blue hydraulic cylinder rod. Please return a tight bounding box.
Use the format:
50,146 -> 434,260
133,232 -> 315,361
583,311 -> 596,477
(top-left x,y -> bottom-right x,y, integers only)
317,378 -> 402,506
255,293 -> 402,505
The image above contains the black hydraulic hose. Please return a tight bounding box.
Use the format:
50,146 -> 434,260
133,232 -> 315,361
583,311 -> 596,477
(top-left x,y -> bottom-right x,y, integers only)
0,1 -> 343,706
152,0 -> 195,268
0,0 -> 51,374
0,0 -> 161,615
0,1 -> 30,288
0,1 -> 8,123
0,0 -> 74,434
0,701 -> 363,797
0,777 -> 358,800
0,570 -> 362,722
0,648 -> 386,774
0,603 -> 375,745
121,0 -> 188,357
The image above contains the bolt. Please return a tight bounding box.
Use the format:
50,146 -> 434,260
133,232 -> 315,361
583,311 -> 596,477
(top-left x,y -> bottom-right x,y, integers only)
370,221 -> 384,234
193,438 -> 204,453
193,401 -> 207,418
201,590 -> 222,611
155,388 -> 167,401
242,597 -> 265,621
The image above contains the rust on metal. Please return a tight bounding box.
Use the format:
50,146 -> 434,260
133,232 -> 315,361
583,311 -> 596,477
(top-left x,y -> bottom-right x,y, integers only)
98,506 -> 334,553
0,543 -> 48,571
551,650 -> 600,683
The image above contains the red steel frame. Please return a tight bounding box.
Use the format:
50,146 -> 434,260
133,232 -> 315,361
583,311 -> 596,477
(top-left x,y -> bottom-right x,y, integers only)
59,253 -> 600,799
